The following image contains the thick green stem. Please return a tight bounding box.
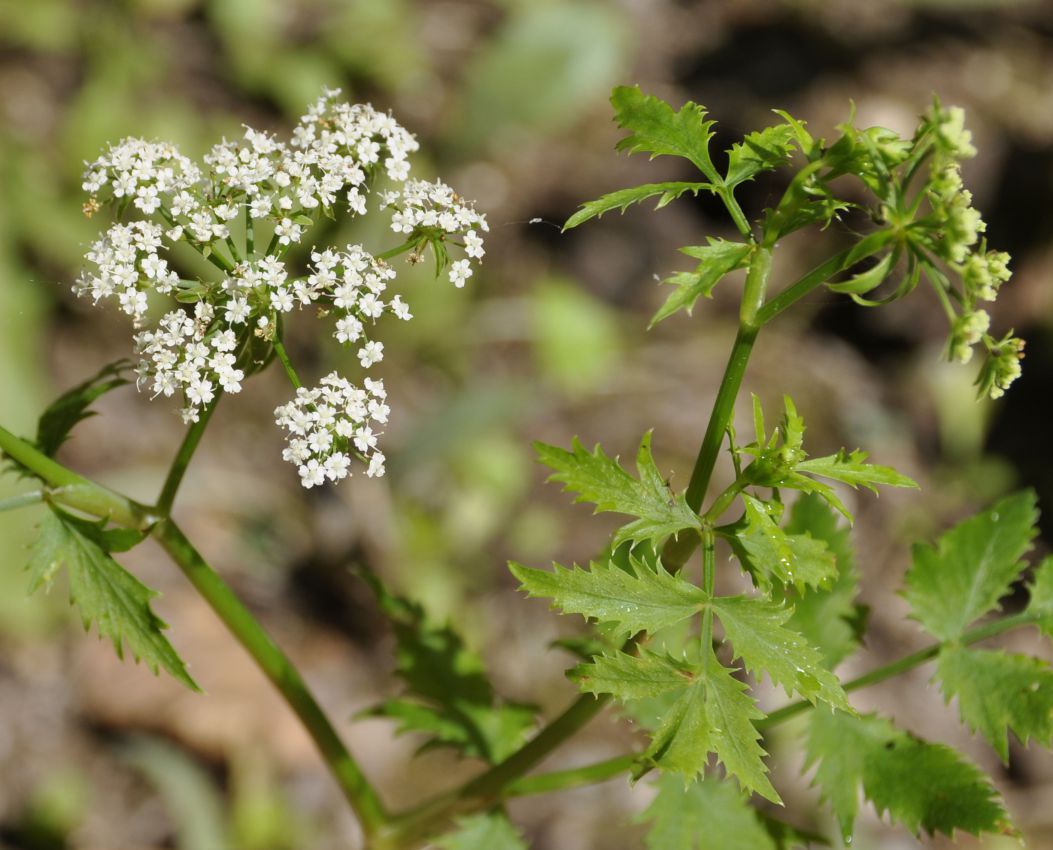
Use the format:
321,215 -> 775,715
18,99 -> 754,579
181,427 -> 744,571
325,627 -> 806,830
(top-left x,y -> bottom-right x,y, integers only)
152,519 -> 388,835
700,529 -> 716,670
156,393 -> 222,515
0,425 -> 152,528
759,611 -> 1040,729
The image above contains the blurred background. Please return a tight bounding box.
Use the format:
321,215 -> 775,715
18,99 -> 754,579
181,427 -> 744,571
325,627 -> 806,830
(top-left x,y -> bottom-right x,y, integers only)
1,0 -> 1052,848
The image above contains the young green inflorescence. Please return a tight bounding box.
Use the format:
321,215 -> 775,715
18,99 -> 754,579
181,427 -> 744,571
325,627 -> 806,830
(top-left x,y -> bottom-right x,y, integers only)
76,89 -> 487,486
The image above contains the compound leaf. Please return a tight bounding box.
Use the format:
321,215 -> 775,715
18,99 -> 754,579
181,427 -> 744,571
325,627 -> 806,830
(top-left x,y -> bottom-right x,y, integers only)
640,774 -> 777,850
645,648 -> 778,802
26,506 -> 197,690
806,710 -> 1010,841
904,491 -> 1038,641
937,645 -> 1053,763
435,811 -> 527,850
710,596 -> 848,710
535,432 -> 702,547
565,182 -> 712,230
725,122 -> 797,190
651,239 -> 754,325
510,556 -> 705,637
358,571 -> 536,764
611,86 -> 720,182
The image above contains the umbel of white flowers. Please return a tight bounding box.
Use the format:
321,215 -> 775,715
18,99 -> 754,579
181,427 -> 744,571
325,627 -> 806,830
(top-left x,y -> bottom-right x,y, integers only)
73,89 -> 487,488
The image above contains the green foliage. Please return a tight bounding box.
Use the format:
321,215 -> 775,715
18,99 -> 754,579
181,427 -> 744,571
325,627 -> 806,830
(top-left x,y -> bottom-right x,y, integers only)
35,360 -> 130,457
904,490 -> 1038,641
783,494 -> 864,668
564,182 -> 711,230
27,506 -> 196,690
650,239 -> 753,326
723,122 -> 798,190
642,647 -> 778,800
358,571 -> 536,764
937,646 -> 1053,762
610,86 -> 720,182
534,433 -> 702,547
734,395 -> 917,521
806,710 -> 1010,841
1027,556 -> 1053,637
710,596 -> 848,709
727,494 -> 837,591
435,811 -> 528,850
639,774 -> 777,850
510,556 -> 706,637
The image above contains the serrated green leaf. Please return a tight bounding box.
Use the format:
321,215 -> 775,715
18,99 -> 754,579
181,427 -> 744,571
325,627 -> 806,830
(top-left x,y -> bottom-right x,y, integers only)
784,494 -> 863,668
564,182 -> 712,230
535,432 -> 702,547
639,774 -> 777,850
806,710 -> 1010,841
729,494 -> 837,592
435,811 -> 528,850
725,123 -> 797,190
610,86 -> 720,182
904,491 -> 1038,641
646,648 -> 779,802
35,361 -> 130,457
710,596 -> 848,709
510,557 -> 706,637
651,239 -> 753,325
26,507 -> 197,690
1026,556 -> 1053,638
358,571 -> 536,763
797,448 -> 917,492
937,646 -> 1053,762
572,649 -> 693,701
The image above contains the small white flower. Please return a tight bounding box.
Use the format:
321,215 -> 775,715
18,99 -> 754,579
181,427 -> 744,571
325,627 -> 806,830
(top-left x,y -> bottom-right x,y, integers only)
449,259 -> 472,288
358,340 -> 384,367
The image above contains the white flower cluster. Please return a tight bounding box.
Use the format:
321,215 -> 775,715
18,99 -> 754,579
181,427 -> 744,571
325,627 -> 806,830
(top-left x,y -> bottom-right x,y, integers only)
134,303 -> 245,424
74,221 -> 178,322
74,90 -> 484,487
273,372 -> 390,487
82,139 -> 201,216
382,179 -> 488,287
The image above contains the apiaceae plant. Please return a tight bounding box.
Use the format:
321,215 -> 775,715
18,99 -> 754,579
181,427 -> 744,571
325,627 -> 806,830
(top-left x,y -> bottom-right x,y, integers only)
0,84 -> 1049,850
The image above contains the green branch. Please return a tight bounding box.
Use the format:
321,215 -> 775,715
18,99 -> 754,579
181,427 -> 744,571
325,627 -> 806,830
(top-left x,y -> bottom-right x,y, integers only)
152,519 -> 388,834
156,393 -> 222,515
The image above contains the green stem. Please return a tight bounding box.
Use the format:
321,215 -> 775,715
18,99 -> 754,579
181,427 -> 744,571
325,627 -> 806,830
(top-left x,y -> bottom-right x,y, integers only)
380,692 -> 613,848
272,336 -> 302,389
758,611 -> 1039,729
719,188 -> 753,241
245,206 -> 255,257
156,393 -> 222,515
505,754 -> 639,797
0,425 -> 152,528
700,529 -> 716,669
0,489 -> 47,512
755,246 -> 859,326
152,519 -> 388,836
